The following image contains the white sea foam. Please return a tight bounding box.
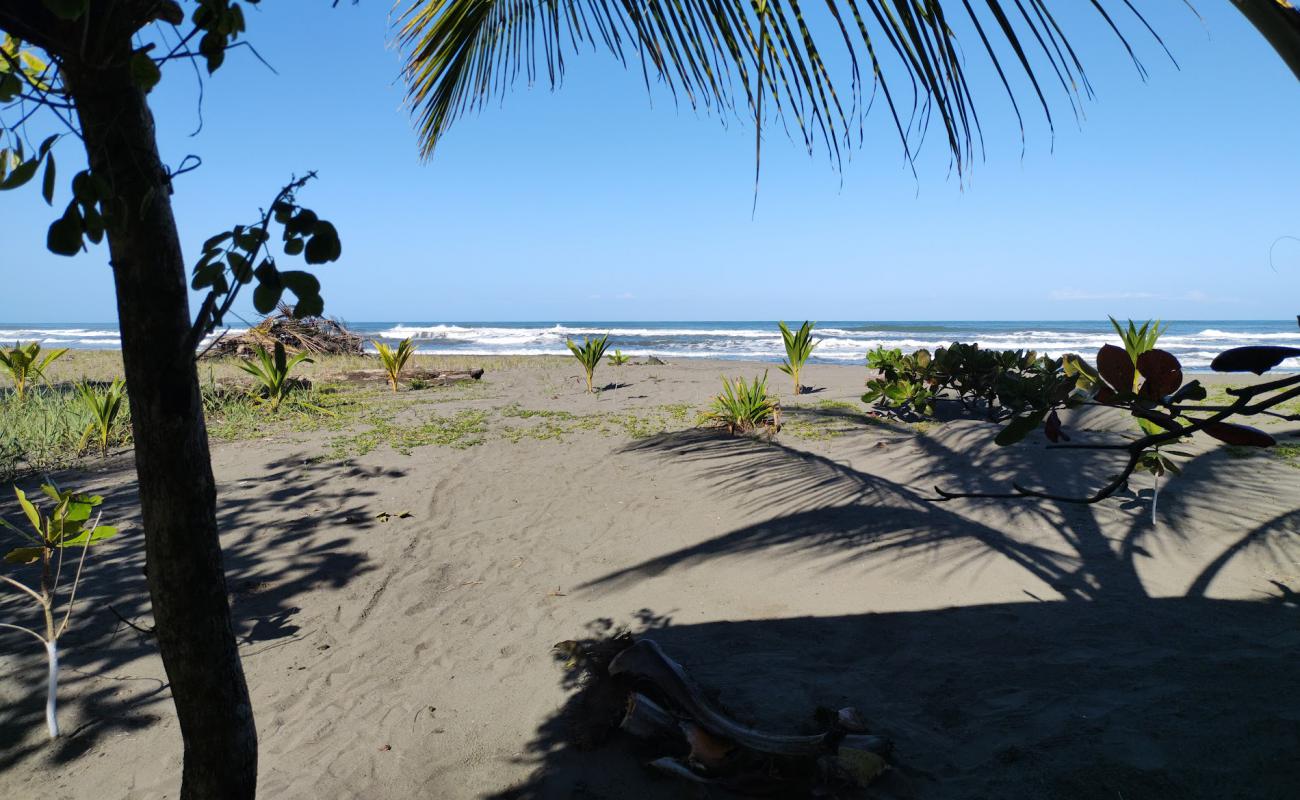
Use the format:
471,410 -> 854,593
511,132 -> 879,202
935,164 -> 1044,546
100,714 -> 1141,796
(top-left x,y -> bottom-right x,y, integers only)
9,322 -> 1300,371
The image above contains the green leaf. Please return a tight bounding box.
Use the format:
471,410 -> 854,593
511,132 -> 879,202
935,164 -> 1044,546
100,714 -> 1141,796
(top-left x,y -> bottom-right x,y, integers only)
202,230 -> 234,251
130,52 -> 162,92
0,157 -> 39,190
253,282 -> 283,314
279,270 -> 321,297
283,237 -> 304,256
4,546 -> 44,565
995,410 -> 1048,447
47,207 -> 83,256
291,293 -> 324,318
303,222 -> 341,264
41,152 -> 56,204
14,487 -> 41,533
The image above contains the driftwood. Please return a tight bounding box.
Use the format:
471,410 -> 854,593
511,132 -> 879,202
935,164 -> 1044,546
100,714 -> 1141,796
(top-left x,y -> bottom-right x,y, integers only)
203,306 -> 365,358
327,368 -> 484,385
604,638 -> 891,795
610,639 -> 890,757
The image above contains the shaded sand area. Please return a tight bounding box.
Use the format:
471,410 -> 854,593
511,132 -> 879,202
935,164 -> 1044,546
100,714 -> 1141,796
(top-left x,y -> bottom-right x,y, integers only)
2,358 -> 1299,798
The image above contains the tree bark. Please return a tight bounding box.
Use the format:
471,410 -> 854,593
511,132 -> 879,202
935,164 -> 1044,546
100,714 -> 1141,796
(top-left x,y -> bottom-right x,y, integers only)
68,55 -> 257,800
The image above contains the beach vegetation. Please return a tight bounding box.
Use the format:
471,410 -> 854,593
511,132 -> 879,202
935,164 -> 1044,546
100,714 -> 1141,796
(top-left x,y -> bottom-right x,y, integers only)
0,342 -> 68,401
700,372 -> 780,437
374,337 -> 419,392
238,343 -> 314,412
566,335 -> 611,393
863,344 -> 1073,422
327,409 -> 489,458
937,328 -> 1300,516
76,378 -> 128,456
5,0 -> 1298,794
0,483 -> 117,738
777,321 -> 818,394
607,349 -> 631,366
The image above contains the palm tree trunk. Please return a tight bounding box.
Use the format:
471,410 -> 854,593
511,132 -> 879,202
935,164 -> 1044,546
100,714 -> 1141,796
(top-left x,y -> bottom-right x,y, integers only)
68,58 -> 257,800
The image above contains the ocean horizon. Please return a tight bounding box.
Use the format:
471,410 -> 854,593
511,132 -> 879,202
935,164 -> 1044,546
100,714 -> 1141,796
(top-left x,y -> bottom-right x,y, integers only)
3,319 -> 1299,371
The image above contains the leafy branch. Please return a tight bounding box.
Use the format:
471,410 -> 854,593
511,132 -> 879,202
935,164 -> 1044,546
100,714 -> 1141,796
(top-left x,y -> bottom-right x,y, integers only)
186,172 -> 343,352
934,343 -> 1300,506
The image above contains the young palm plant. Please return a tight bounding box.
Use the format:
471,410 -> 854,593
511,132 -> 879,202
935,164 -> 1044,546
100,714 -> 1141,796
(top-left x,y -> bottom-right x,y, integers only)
237,342 -> 312,411
567,335 -> 611,393
76,378 -> 127,456
700,372 -> 780,437
0,342 -> 69,401
1109,316 -> 1180,522
777,321 -> 818,394
0,483 -> 117,738
607,349 -> 631,366
374,337 -> 419,392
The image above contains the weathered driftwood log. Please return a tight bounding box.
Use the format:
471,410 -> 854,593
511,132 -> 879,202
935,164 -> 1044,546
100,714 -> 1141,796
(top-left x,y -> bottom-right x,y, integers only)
328,368 -> 484,385
609,639 -> 891,757
620,692 -> 683,745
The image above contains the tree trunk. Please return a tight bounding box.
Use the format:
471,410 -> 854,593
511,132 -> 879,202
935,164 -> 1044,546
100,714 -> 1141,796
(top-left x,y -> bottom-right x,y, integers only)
68,58 -> 257,799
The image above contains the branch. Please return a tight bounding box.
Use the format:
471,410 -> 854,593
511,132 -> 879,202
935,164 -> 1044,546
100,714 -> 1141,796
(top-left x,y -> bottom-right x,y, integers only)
0,621 -> 48,646
934,373 -> 1300,505
0,572 -> 48,607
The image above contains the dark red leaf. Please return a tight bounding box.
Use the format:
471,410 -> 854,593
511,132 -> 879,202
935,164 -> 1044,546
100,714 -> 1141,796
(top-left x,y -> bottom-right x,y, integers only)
1095,344 -> 1134,394
1044,410 -> 1065,443
1210,346 -> 1300,375
1136,349 -> 1183,400
1204,422 -> 1276,448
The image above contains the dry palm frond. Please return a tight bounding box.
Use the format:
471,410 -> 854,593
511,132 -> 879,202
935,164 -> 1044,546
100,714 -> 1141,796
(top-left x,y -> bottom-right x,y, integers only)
204,304 -> 364,358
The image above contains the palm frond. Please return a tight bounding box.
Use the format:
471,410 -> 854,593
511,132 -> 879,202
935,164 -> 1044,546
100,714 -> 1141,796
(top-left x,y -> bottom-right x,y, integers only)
397,0 -> 1182,174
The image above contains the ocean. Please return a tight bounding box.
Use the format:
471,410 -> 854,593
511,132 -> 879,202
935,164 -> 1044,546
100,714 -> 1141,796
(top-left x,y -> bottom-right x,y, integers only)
4,320 -> 1299,371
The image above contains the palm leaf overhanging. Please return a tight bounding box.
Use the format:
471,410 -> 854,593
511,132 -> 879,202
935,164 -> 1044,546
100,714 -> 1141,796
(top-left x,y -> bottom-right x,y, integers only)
398,0 -> 1191,174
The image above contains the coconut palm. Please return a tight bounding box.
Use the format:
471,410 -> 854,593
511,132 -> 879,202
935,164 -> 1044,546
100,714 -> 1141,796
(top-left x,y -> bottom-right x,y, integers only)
398,1 -> 1300,176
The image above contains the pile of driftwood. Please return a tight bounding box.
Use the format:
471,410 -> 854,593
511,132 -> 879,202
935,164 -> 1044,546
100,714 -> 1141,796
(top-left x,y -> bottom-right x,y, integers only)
327,367 -> 484,387
202,306 -> 365,358
559,636 -> 893,796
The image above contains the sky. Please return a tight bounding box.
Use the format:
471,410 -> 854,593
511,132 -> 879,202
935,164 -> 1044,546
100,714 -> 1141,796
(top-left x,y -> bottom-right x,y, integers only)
1,1 -> 1299,323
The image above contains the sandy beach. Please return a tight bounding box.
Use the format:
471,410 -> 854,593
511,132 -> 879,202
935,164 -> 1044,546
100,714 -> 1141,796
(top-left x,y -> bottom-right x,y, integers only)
1,356 -> 1298,799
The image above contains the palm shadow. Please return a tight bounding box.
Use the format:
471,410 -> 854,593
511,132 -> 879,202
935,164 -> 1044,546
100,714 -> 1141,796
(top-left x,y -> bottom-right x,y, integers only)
495,424 -> 1300,798
0,453 -> 386,768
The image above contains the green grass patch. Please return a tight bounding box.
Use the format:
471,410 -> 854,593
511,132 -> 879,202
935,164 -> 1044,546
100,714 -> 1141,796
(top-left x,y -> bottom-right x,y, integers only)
327,409 -> 489,458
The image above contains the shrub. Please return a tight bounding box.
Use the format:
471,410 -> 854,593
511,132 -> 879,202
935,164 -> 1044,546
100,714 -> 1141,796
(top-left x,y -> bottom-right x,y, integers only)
237,342 -> 312,411
373,337 -> 418,392
0,342 -> 68,401
777,321 -> 817,394
566,335 -> 611,393
0,483 -> 118,738
863,343 -> 1073,421
700,372 -> 780,436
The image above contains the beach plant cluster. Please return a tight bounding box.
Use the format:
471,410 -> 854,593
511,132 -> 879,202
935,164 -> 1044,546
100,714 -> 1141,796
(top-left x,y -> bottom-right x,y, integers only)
235,342 -> 316,412
0,344 -> 133,479
863,343 -> 1073,422
0,341 -> 68,401
0,483 -> 117,738
699,371 -> 781,437
936,323 -> 1300,512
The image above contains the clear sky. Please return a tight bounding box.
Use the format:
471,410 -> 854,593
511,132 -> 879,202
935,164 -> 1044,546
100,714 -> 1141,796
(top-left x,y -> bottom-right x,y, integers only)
2,1 -> 1298,323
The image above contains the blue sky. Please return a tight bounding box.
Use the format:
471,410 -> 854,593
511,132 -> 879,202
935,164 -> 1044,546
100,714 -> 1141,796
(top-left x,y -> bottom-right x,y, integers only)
2,1 -> 1299,323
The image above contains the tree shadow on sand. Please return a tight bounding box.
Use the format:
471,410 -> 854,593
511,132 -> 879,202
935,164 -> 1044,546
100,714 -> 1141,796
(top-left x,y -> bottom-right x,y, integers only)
490,427 -> 1300,799
0,453 -> 388,769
